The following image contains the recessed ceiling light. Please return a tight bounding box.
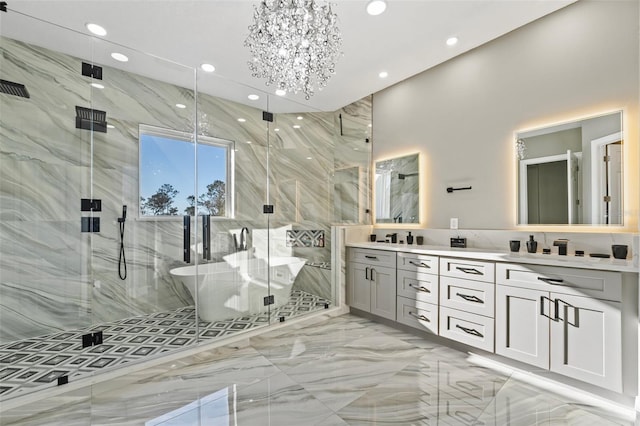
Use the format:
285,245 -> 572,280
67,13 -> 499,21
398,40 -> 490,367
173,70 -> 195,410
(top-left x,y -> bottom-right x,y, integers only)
248,94 -> 260,101
378,71 -> 388,78
297,116 -> 304,120
306,156 -> 313,160
366,0 -> 387,16
446,37 -> 459,46
275,89 -> 286,96
90,83 -> 105,89
293,125 -> 301,129
175,103 -> 186,109
246,141 -> 252,144
200,63 -> 215,73
274,128 -> 280,132
86,23 -> 107,36
238,118 -> 246,123
111,52 -> 128,62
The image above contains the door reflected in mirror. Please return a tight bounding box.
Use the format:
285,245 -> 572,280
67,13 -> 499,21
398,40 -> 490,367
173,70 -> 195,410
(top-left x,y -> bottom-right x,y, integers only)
517,111 -> 623,225
375,153 -> 419,224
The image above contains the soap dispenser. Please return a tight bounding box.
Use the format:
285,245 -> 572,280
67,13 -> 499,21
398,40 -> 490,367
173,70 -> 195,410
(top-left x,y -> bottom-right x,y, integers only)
526,235 -> 537,253
406,232 -> 414,245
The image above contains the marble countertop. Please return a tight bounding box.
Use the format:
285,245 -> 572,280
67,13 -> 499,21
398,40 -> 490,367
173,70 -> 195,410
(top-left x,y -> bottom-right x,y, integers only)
346,242 -> 639,273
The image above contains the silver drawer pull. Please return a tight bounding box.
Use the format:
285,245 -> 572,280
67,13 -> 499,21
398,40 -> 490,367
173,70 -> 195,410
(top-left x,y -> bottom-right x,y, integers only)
455,292 -> 483,304
365,255 -> 378,260
455,266 -> 483,275
409,311 -> 430,322
409,260 -> 430,269
455,324 -> 484,338
409,283 -> 430,293
538,277 -> 564,285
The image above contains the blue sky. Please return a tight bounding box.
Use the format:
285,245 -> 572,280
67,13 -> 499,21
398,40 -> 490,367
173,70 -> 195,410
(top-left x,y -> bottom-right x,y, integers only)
140,134 -> 227,215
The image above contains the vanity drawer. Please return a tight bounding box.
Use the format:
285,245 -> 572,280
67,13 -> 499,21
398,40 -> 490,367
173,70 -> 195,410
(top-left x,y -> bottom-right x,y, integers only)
496,263 -> 621,302
347,248 -> 396,268
396,296 -> 438,334
440,276 -> 495,318
440,258 -> 495,283
439,307 -> 494,353
397,270 -> 439,305
397,252 -> 439,274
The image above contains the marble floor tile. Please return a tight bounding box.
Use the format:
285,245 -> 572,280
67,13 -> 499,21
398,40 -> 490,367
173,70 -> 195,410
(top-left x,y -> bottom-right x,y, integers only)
0,314 -> 635,426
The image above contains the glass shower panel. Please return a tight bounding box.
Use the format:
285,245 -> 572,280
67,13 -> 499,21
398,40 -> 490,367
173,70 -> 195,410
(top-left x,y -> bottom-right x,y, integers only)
267,106 -> 334,321
193,73 -> 273,338
0,11 -> 98,398
87,37 -> 199,358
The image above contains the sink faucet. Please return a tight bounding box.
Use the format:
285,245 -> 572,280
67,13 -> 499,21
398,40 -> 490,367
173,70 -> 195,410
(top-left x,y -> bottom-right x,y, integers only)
553,239 -> 569,255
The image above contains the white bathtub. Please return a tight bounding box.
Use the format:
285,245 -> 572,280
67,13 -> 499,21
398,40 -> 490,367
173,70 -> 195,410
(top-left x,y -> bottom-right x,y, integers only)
169,255 -> 307,322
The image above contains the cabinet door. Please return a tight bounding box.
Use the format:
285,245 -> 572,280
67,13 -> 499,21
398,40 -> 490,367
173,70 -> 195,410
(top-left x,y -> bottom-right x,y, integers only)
495,285 -> 549,369
550,293 -> 622,392
347,262 -> 371,313
370,266 -> 396,320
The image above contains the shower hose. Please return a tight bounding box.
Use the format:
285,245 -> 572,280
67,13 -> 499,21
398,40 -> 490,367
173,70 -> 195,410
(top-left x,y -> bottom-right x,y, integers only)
118,206 -> 127,280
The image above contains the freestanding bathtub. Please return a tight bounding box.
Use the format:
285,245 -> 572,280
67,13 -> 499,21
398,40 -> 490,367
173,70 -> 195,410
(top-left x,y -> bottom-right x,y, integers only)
169,255 -> 307,322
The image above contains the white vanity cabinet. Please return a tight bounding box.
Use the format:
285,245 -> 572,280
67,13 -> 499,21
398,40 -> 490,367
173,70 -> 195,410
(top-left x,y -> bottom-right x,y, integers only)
347,248 -> 396,320
495,263 -> 623,392
396,252 -> 439,334
439,257 -> 496,352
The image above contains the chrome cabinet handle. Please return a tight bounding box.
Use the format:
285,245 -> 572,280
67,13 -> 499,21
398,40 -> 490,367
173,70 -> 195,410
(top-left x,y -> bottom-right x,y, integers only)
455,324 -> 484,338
455,292 -> 483,304
455,266 -> 483,275
409,283 -> 430,293
409,260 -> 430,269
409,311 -> 430,322
365,255 -> 378,260
538,277 -> 564,285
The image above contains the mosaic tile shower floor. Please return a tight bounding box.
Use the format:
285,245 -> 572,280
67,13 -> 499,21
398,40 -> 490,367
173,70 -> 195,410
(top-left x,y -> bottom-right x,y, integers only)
0,290 -> 330,399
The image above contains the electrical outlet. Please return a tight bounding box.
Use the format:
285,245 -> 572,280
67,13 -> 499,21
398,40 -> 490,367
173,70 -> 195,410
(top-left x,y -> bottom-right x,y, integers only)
450,218 -> 459,230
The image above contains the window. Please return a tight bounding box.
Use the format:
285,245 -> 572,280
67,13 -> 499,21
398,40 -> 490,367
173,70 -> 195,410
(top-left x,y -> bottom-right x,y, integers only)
139,124 -> 234,218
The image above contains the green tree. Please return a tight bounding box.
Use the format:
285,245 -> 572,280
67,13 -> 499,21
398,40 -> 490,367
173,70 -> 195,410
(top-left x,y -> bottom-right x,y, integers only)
184,195 -> 196,216
144,183 -> 179,215
199,180 -> 225,216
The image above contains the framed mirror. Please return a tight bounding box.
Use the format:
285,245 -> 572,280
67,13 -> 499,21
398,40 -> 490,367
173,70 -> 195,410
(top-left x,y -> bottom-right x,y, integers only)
516,111 -> 623,225
375,153 -> 419,224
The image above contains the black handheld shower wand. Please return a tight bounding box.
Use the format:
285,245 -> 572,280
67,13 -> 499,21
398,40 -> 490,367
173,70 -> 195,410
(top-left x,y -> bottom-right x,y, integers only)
118,205 -> 127,280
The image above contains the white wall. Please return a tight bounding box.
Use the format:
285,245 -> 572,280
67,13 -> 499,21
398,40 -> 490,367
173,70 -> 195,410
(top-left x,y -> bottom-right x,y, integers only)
372,0 -> 639,231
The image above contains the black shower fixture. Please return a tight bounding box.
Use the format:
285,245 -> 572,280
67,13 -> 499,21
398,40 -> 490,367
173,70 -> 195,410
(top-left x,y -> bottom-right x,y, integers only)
75,106 -> 107,133
0,79 -> 30,98
398,172 -> 418,180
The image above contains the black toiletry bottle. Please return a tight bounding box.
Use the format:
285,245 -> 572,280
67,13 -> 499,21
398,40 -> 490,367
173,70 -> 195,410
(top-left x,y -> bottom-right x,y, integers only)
407,232 -> 414,245
526,235 -> 537,253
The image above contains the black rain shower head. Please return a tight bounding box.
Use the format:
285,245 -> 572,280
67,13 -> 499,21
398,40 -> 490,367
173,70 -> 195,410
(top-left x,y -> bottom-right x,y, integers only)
75,106 -> 107,133
0,79 -> 30,98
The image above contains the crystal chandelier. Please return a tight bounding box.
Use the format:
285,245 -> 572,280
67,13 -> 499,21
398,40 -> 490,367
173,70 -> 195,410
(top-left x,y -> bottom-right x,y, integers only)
245,0 -> 342,100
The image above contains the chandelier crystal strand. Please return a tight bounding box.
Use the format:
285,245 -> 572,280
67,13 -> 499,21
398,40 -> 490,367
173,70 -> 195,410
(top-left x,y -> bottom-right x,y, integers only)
245,0 -> 342,100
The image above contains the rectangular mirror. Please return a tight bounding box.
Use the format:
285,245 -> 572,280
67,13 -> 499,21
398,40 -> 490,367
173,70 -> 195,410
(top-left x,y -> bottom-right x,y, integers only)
375,153 -> 419,224
516,111 -> 623,225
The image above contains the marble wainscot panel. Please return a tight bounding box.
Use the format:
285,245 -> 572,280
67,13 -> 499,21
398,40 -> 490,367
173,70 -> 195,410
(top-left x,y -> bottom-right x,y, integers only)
0,35 -> 370,345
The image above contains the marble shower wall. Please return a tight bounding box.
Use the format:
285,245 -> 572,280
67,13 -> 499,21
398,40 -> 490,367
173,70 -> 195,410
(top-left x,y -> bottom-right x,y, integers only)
0,36 -> 372,344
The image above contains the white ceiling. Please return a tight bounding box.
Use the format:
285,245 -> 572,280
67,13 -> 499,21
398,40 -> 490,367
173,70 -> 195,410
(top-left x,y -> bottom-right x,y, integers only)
2,0 -> 576,113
